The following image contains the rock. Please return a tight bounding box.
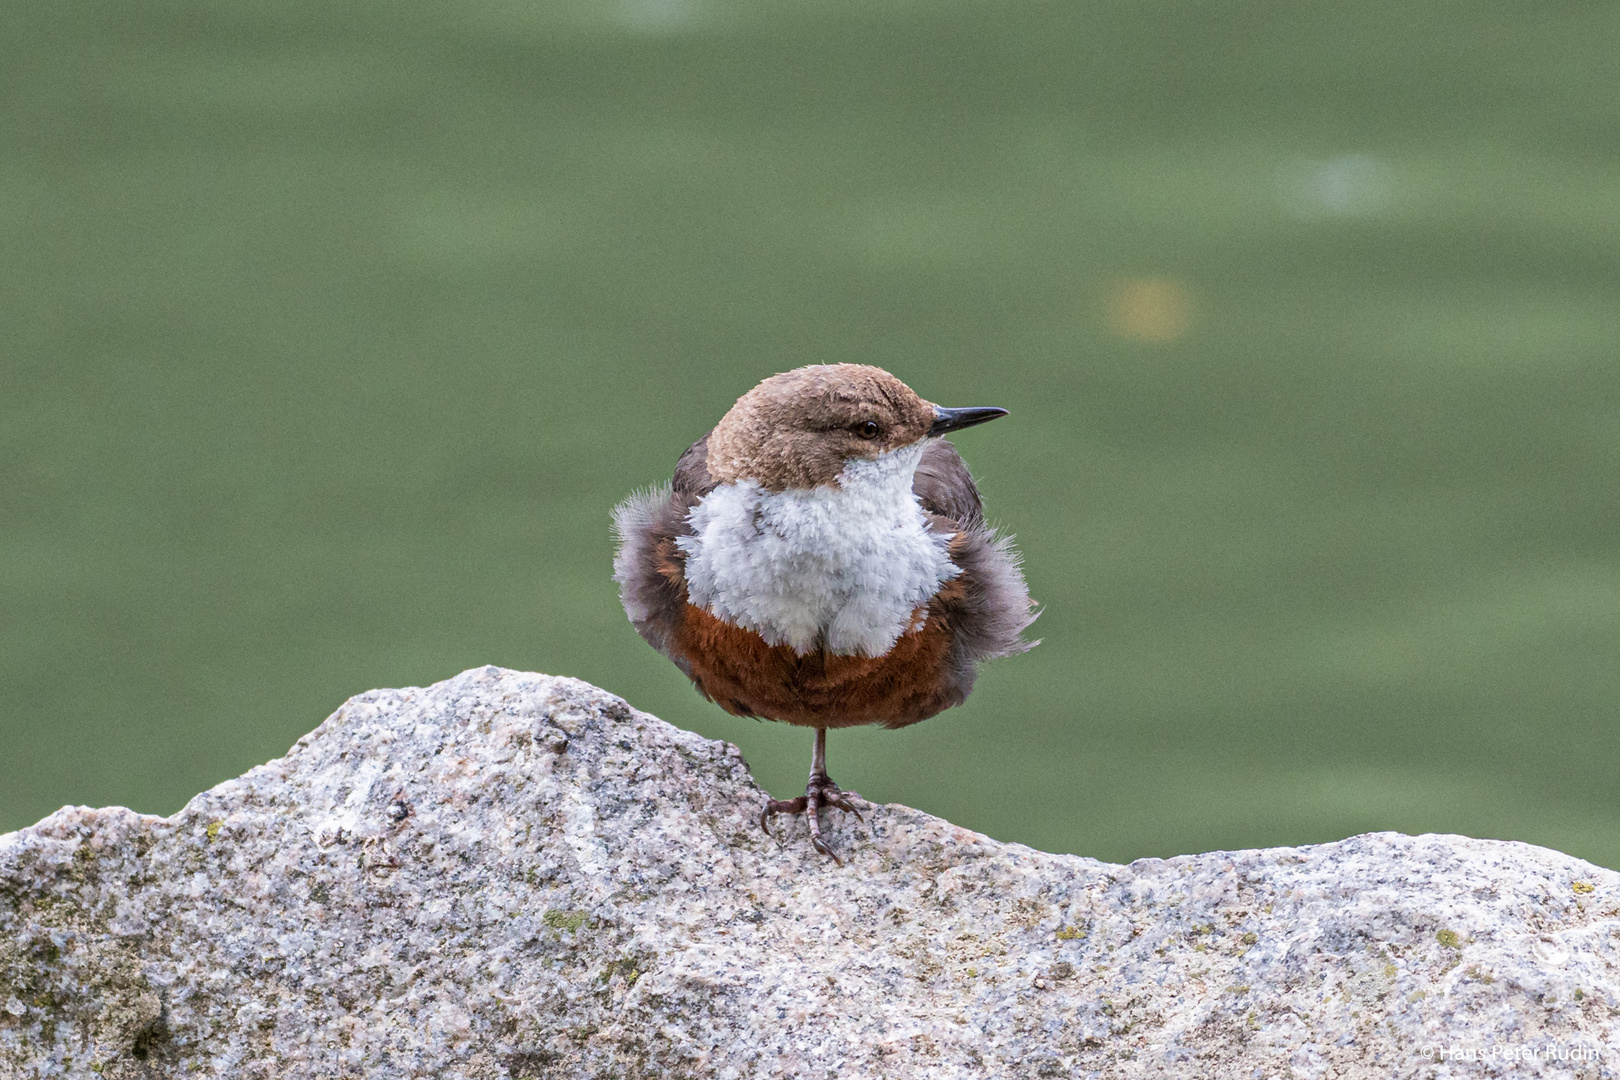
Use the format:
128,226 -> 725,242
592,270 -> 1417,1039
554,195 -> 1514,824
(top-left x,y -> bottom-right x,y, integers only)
3,666 -> 1618,1078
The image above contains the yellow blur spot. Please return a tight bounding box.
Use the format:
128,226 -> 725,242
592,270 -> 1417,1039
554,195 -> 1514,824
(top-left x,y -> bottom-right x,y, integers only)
1105,277 -> 1194,343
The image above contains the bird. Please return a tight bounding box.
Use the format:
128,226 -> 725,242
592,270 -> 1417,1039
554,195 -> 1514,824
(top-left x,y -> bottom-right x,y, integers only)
611,364 -> 1037,862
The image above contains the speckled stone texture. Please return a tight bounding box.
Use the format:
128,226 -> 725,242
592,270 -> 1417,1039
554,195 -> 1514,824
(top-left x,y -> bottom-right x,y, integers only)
4,667 -> 1619,1079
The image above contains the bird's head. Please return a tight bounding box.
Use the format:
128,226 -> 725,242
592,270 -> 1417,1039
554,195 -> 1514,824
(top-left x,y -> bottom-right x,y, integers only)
705,364 -> 1006,490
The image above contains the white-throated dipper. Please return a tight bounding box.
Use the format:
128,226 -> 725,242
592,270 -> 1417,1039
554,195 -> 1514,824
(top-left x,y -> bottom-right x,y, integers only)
612,364 -> 1038,862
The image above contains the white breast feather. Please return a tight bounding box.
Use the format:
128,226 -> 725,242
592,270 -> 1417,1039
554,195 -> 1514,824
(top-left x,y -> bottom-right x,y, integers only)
677,443 -> 959,657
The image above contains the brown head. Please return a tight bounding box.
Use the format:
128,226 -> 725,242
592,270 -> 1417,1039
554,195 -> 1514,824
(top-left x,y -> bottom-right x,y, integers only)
705,364 -> 1007,490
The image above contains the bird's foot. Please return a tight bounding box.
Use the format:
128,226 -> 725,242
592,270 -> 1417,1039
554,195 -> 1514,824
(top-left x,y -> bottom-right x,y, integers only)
760,773 -> 864,864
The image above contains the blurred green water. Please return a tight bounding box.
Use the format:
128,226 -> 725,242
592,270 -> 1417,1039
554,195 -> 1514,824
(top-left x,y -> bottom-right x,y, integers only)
4,0 -> 1619,865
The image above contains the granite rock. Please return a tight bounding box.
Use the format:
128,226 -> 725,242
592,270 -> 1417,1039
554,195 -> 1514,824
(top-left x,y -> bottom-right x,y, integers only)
3,666 -> 1619,1078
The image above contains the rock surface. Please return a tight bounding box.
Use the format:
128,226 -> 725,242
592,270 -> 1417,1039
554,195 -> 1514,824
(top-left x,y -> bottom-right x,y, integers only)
3,667 -> 1620,1078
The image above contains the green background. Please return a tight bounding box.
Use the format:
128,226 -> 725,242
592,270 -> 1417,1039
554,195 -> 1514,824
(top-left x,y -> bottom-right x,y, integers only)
5,0 -> 1619,866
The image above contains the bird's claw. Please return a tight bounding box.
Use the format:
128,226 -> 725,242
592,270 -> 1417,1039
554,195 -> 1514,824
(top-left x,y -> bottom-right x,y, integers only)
760,777 -> 863,862
759,796 -> 807,842
828,794 -> 864,823
810,833 -> 843,866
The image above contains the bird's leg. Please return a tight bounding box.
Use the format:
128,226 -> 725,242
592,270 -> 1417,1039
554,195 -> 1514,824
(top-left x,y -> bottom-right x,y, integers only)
804,727 -> 865,861
760,727 -> 864,864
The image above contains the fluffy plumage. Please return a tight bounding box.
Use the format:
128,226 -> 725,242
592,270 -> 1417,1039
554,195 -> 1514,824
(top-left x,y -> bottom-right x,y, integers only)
612,432 -> 1037,729
614,365 -> 1034,864
678,442 -> 959,658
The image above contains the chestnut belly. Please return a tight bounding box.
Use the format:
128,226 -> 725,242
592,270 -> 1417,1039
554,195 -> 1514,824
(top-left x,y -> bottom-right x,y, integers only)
672,601 -> 966,729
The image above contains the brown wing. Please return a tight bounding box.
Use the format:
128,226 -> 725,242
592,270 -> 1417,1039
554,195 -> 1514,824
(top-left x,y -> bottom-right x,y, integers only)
611,434 -> 714,674
671,434 -> 716,502
899,437 -> 1038,726
911,438 -> 984,528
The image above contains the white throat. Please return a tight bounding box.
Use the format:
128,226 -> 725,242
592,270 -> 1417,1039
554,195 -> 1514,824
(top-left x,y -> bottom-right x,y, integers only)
677,442 -> 959,657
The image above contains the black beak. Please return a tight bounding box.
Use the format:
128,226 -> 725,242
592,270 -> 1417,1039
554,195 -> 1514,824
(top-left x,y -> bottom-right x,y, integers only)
929,406 -> 1009,437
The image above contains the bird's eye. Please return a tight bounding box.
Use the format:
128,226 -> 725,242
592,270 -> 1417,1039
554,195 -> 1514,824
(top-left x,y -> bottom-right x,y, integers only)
856,420 -> 881,440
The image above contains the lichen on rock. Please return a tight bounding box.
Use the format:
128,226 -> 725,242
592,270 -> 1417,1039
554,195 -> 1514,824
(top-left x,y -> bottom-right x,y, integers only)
3,666 -> 1619,1077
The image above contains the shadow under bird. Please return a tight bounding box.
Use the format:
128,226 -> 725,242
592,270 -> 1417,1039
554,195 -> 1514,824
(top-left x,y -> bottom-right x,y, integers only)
613,364 -> 1038,862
